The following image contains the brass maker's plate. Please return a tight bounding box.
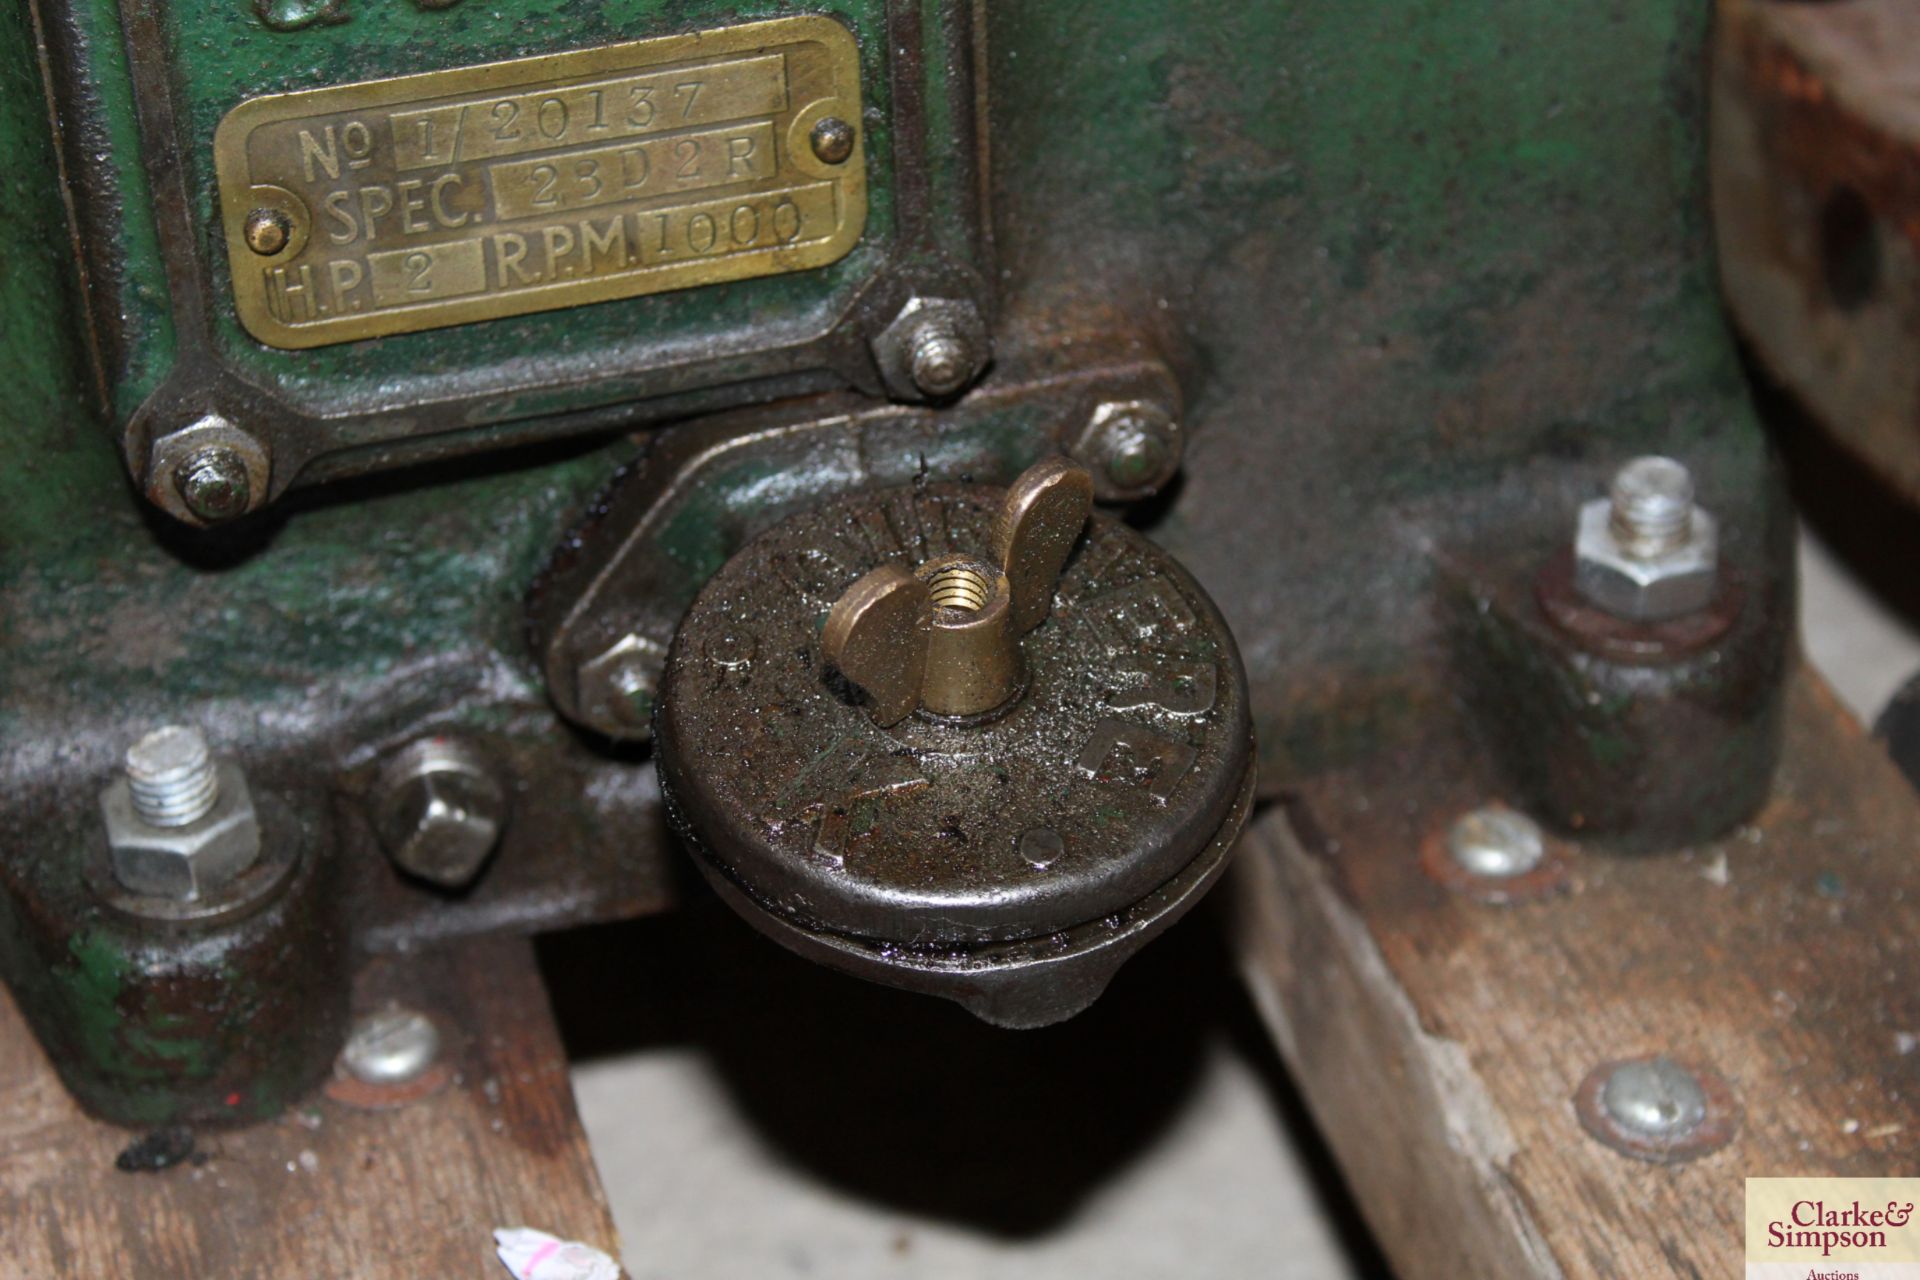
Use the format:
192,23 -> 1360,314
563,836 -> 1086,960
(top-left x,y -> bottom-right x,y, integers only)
214,16 -> 867,349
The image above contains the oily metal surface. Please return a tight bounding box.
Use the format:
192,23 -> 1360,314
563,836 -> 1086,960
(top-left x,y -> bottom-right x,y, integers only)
698,752 -> 1254,1029
656,479 -> 1252,948
214,17 -> 866,348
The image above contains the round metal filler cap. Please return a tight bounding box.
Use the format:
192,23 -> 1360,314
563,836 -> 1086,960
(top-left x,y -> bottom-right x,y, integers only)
654,461 -> 1254,1026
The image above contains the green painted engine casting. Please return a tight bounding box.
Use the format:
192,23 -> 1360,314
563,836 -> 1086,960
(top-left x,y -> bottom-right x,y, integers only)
0,0 -> 1786,1125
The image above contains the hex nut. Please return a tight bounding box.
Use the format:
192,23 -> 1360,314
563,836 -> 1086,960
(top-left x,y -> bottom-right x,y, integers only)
372,738 -> 507,888
1072,399 -> 1184,501
145,413 -> 271,526
1573,499 -> 1718,622
871,296 -> 989,402
101,763 -> 261,900
576,632 -> 670,741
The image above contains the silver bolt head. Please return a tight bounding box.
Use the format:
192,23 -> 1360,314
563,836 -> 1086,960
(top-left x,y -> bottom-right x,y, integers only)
1574,497 -> 1718,621
373,739 -> 507,888
1444,805 -> 1545,878
871,296 -> 989,402
1600,1057 -> 1708,1139
341,1007 -> 441,1084
101,763 -> 260,900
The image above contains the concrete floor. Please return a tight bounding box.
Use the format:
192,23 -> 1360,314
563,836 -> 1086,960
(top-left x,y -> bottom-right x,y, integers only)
559,525 -> 1920,1280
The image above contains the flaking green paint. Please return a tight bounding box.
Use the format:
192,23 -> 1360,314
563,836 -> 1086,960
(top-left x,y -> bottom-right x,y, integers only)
60,931 -> 213,1080
60,930 -> 131,1076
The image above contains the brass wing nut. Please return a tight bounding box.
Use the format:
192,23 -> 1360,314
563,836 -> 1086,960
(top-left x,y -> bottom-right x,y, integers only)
822,457 -> 1094,725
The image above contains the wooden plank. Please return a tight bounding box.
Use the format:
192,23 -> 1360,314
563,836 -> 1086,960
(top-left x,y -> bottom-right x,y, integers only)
0,934 -> 618,1278
1233,671 -> 1920,1279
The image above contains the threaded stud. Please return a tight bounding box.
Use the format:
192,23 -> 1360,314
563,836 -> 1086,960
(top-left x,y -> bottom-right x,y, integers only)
908,324 -> 974,397
1608,456 -> 1695,560
125,726 -> 220,828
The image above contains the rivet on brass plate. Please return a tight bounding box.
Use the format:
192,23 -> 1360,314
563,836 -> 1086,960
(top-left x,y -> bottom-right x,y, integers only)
213,16 -> 868,349
243,208 -> 292,256
809,116 -> 855,164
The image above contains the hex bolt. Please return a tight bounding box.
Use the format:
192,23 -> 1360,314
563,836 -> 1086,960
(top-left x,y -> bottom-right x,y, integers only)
172,446 -> 255,524
144,412 -> 271,526
1444,805 -> 1545,878
340,1007 -> 441,1085
908,322 -> 977,398
1573,455 -> 1718,621
809,116 -> 856,164
1598,1057 -> 1708,1141
126,726 -> 220,828
1609,456 -> 1695,559
371,737 -> 508,889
